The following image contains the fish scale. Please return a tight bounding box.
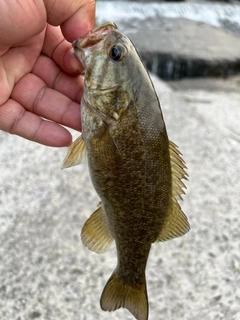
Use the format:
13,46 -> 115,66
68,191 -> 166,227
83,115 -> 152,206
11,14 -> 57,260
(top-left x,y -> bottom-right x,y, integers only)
62,21 -> 189,320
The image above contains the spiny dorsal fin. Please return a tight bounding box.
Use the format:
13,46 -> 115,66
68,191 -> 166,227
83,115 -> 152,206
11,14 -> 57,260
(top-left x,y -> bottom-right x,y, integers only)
101,270 -> 148,320
157,141 -> 190,241
61,135 -> 86,169
81,204 -> 114,253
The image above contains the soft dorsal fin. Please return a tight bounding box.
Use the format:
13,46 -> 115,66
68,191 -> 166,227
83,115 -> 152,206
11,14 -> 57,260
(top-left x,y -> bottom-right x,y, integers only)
157,141 -> 190,242
62,135 -> 86,169
81,204 -> 114,253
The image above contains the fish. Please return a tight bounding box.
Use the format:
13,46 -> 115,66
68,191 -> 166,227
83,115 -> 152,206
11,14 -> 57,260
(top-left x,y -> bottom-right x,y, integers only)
62,22 -> 190,320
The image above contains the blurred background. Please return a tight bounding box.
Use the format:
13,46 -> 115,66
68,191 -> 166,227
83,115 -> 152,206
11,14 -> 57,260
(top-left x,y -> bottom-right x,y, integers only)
1,1 -> 240,320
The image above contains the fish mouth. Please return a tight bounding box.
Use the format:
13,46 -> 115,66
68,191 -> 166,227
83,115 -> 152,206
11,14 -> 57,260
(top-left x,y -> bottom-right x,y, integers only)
72,22 -> 117,51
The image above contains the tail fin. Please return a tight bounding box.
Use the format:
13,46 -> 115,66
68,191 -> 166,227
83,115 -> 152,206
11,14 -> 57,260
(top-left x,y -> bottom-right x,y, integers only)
100,270 -> 148,320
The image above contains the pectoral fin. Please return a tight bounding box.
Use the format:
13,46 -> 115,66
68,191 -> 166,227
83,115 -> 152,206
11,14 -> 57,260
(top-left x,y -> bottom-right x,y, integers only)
81,204 -> 114,253
157,141 -> 190,241
61,135 -> 86,169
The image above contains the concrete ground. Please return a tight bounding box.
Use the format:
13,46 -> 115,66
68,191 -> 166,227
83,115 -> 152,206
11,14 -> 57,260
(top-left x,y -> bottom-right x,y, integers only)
1,72 -> 240,320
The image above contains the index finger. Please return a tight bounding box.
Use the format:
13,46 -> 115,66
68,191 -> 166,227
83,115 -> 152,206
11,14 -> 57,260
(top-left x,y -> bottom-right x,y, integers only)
44,0 -> 96,41
42,0 -> 95,74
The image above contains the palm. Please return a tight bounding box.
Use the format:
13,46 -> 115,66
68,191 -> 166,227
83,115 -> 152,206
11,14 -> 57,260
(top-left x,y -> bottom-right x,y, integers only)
0,31 -> 44,106
0,0 -> 95,147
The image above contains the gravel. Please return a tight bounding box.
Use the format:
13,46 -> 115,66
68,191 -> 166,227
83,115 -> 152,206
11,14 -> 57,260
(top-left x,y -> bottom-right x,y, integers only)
1,73 -> 240,320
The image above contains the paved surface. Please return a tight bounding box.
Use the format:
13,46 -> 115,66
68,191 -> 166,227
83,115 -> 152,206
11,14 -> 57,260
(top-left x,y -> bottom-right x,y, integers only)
97,1 -> 240,79
127,17 -> 240,79
1,73 -> 240,320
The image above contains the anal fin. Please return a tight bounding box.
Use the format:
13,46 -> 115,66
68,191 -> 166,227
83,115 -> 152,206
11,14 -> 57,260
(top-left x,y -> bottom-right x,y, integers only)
81,204 -> 114,253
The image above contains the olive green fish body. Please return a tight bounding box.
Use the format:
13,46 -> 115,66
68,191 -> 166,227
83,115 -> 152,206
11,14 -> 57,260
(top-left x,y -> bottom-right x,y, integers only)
62,22 -> 189,320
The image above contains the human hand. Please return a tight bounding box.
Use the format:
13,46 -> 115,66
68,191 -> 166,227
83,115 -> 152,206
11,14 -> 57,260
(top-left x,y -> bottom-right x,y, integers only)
0,0 -> 95,147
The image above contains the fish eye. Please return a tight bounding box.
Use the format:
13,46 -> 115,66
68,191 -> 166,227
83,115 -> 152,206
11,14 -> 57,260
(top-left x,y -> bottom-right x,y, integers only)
109,45 -> 123,61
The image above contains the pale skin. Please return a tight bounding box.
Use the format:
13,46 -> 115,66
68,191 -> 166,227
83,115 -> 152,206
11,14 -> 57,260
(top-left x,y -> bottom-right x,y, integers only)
0,0 -> 95,147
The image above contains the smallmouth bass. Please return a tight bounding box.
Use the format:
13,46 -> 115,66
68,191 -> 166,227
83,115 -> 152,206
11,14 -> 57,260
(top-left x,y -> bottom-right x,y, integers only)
63,22 -> 190,320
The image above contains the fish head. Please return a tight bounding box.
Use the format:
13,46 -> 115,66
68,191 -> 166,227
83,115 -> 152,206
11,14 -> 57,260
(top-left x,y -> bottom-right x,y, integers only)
72,21 -> 142,92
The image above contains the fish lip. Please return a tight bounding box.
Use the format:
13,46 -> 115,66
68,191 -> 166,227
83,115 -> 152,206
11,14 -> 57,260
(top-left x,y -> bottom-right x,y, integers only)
92,21 -> 117,33
72,21 -> 118,50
